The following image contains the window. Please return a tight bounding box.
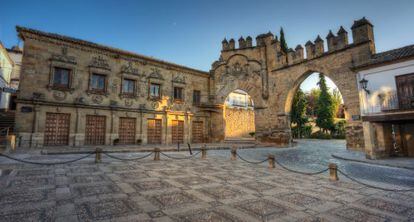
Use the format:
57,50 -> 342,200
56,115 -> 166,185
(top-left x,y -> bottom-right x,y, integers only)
53,67 -> 70,88
122,79 -> 135,95
90,73 -> 106,92
193,90 -> 201,105
174,87 -> 183,101
150,83 -> 161,98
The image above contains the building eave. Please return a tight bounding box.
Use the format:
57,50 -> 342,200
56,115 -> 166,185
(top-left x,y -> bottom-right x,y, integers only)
16,26 -> 210,77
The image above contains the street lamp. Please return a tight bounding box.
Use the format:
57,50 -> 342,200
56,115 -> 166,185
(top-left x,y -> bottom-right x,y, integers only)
359,78 -> 370,94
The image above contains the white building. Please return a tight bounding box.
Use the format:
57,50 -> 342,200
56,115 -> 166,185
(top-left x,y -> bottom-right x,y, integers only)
0,42 -> 14,111
356,44 -> 414,158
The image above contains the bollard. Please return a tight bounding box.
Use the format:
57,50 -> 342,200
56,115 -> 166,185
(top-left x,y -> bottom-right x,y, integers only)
154,148 -> 160,161
268,154 -> 275,169
95,148 -> 102,163
328,163 -> 338,181
201,144 -> 207,159
231,145 -> 237,161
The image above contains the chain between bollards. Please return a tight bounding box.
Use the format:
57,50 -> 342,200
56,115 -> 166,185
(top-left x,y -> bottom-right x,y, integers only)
95,148 -> 102,163
154,148 -> 161,161
201,144 -> 207,159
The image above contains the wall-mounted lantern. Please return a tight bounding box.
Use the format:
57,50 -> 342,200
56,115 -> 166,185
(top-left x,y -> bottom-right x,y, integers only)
359,78 -> 370,94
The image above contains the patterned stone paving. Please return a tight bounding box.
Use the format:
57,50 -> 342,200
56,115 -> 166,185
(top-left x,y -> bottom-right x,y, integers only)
0,154 -> 413,221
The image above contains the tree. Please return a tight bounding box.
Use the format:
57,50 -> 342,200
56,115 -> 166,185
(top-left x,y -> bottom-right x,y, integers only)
280,28 -> 288,54
290,89 -> 308,138
305,88 -> 320,117
315,74 -> 335,133
331,89 -> 343,118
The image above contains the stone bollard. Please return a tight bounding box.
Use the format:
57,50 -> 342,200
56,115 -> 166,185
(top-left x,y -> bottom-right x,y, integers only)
231,146 -> 237,161
95,148 -> 102,163
154,148 -> 160,161
268,154 -> 275,169
329,163 -> 338,181
7,135 -> 16,150
201,144 -> 207,159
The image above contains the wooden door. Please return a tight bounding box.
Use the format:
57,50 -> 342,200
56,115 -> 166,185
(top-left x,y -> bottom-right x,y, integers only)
172,120 -> 184,144
147,119 -> 162,144
119,117 -> 136,144
396,73 -> 414,109
85,115 -> 106,145
44,113 -> 70,146
192,121 -> 204,143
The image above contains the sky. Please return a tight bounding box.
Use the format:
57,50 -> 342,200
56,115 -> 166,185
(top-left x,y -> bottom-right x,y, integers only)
1,0 -> 414,92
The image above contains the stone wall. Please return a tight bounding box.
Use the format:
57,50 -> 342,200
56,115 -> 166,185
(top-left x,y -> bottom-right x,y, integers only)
224,107 -> 255,139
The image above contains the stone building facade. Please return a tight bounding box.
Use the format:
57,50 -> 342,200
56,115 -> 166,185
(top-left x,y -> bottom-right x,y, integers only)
355,44 -> 414,158
15,17 -> 382,152
15,27 -> 211,147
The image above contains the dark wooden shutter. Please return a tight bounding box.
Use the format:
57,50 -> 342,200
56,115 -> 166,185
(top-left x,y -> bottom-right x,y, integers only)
172,120 -> 184,144
119,117 -> 136,144
44,113 -> 70,146
396,73 -> 414,109
85,115 -> 106,145
147,119 -> 162,144
192,121 -> 204,143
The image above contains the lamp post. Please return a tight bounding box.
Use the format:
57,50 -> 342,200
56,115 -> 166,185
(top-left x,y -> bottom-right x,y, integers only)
359,78 -> 370,94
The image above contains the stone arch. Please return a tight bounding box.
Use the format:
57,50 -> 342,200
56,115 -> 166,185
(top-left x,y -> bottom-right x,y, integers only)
223,89 -> 256,140
283,69 -> 351,121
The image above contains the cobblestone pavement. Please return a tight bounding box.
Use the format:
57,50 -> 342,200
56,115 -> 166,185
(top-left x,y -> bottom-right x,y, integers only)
210,139 -> 414,188
1,150 -> 414,222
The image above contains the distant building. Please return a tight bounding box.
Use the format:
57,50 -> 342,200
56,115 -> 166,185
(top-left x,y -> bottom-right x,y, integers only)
6,45 -> 22,110
356,44 -> 414,158
0,42 -> 14,111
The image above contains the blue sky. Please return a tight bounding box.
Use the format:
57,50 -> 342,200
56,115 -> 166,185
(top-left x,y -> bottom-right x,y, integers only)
1,0 -> 414,92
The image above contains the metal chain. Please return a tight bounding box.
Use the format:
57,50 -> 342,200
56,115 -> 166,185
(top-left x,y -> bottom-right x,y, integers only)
273,158 -> 329,175
160,151 -> 201,160
0,152 -> 94,165
102,152 -> 154,161
235,153 -> 268,164
337,169 -> 414,192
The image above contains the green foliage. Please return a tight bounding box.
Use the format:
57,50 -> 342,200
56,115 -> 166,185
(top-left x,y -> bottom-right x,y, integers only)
331,120 -> 346,139
290,89 -> 308,138
315,74 -> 335,133
292,125 -> 312,138
331,89 -> 343,118
305,88 -> 321,117
280,28 -> 288,54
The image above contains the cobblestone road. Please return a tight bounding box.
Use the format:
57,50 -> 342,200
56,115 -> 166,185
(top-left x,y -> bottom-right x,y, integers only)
0,148 -> 414,221
210,139 -> 414,189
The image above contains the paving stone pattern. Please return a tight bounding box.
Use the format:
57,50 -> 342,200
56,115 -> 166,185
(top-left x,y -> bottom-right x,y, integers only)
0,154 -> 413,222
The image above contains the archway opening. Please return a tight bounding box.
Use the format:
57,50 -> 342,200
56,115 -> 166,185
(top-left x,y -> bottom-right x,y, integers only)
224,89 -> 255,141
290,72 -> 346,140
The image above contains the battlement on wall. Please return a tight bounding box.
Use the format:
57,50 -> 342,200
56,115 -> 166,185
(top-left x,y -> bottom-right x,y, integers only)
220,17 -> 375,67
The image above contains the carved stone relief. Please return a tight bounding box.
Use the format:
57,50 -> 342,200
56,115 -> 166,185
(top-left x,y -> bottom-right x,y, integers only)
121,62 -> 141,76
51,47 -> 76,64
151,101 -> 159,109
172,74 -> 186,84
90,56 -> 110,70
52,91 -> 67,101
91,95 -> 103,104
147,68 -> 164,80
125,99 -> 133,107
